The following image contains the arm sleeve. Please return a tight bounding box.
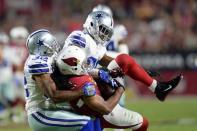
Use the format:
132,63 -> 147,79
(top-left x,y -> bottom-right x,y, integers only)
64,31 -> 86,49
27,56 -> 53,75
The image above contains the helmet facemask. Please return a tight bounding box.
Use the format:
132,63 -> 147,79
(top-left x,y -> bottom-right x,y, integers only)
98,24 -> 113,42
44,40 -> 61,57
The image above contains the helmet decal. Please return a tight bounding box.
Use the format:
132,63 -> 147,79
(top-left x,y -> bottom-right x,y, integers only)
26,29 -> 60,56
95,13 -> 103,19
62,57 -> 78,66
36,40 -> 44,46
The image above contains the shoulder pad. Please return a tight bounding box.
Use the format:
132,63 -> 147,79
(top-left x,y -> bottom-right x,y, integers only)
67,31 -> 86,48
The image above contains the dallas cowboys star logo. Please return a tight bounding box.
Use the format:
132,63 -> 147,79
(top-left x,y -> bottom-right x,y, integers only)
96,13 -> 102,19
36,40 -> 44,46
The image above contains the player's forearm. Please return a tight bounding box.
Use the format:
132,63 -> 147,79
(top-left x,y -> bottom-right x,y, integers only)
84,87 -> 124,115
42,81 -> 83,103
52,90 -> 83,103
104,87 -> 124,113
99,54 -> 113,67
91,88 -> 124,115
41,82 -> 83,103
34,74 -> 83,103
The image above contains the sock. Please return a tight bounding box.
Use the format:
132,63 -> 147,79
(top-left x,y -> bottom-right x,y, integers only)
133,117 -> 149,131
148,79 -> 157,92
109,54 -> 154,87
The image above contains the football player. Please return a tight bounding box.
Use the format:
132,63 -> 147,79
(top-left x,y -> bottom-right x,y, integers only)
55,45 -> 148,131
63,10 -> 182,102
92,4 -> 129,58
24,29 -> 102,131
61,10 -> 182,131
92,5 -> 129,131
92,5 -> 129,113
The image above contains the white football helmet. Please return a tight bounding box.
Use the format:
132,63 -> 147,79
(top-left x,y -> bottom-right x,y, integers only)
92,4 -> 113,16
83,11 -> 114,45
26,29 -> 60,57
56,46 -> 87,75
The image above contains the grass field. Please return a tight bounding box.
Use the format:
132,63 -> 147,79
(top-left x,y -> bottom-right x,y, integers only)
0,97 -> 197,131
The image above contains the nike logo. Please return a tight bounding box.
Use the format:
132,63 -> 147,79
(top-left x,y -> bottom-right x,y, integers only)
164,85 -> 172,92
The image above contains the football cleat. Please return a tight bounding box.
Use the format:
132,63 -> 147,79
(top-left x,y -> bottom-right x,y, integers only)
155,74 -> 183,101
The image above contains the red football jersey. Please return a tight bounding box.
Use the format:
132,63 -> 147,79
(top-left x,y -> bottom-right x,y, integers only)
68,75 -> 102,117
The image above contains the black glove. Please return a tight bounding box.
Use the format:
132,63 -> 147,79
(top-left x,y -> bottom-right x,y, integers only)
155,74 -> 183,101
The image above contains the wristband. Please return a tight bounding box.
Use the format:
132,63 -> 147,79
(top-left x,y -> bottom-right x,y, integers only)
82,82 -> 96,96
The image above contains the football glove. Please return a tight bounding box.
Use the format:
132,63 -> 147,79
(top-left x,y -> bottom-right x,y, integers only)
98,69 -> 112,84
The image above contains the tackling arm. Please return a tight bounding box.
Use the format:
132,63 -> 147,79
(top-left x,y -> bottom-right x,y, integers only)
33,74 -> 83,103
83,87 -> 124,115
99,54 -> 113,67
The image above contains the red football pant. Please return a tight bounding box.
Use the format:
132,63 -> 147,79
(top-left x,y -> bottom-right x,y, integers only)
115,54 -> 153,86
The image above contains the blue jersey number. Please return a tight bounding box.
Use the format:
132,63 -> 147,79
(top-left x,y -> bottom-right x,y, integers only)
24,76 -> 29,97
106,40 -> 116,51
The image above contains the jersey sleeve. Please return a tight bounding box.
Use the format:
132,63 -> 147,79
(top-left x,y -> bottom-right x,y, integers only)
64,31 -> 86,49
27,55 -> 53,75
97,45 -> 107,60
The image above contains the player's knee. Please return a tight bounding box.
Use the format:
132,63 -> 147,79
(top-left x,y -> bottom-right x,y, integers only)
133,117 -> 149,131
115,54 -> 131,66
115,54 -> 136,71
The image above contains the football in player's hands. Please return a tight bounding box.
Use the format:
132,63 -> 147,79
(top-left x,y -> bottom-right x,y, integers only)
112,79 -> 125,90
95,78 -> 115,100
109,68 -> 124,78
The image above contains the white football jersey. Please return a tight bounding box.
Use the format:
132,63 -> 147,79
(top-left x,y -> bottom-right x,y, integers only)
24,55 -> 55,115
64,30 -> 107,63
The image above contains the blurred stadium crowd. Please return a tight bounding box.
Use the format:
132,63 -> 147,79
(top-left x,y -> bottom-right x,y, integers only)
0,0 -> 197,124
1,0 -> 197,52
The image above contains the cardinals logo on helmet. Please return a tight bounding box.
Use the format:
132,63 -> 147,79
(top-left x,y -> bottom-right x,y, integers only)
62,57 -> 79,66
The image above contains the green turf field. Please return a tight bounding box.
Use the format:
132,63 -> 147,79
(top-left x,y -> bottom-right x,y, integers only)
0,97 -> 197,131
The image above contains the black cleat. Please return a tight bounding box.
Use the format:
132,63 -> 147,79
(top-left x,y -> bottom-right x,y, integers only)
155,75 -> 183,101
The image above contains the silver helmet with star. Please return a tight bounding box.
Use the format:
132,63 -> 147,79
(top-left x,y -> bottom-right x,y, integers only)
26,29 -> 60,56
83,11 -> 114,45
